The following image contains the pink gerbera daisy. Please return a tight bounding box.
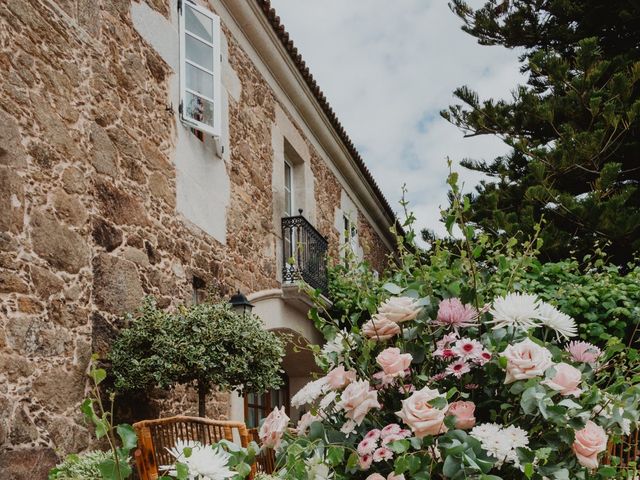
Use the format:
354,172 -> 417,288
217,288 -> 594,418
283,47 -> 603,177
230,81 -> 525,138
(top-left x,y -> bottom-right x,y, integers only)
446,360 -> 471,378
453,338 -> 484,359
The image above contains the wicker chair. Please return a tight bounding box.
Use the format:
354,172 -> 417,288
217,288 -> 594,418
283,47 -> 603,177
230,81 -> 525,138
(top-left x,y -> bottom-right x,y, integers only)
249,427 -> 277,475
605,430 -> 640,467
133,416 -> 253,480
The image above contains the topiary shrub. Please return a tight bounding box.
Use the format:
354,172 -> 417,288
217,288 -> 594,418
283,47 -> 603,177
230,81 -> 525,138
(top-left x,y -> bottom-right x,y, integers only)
110,298 -> 286,416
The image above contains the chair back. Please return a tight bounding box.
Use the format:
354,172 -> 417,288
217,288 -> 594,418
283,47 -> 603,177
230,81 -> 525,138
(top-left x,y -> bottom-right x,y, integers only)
605,430 -> 639,468
249,428 -> 276,475
133,416 -> 252,480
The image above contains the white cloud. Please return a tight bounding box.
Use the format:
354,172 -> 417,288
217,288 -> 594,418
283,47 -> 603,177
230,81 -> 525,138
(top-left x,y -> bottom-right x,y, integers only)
270,0 -> 525,238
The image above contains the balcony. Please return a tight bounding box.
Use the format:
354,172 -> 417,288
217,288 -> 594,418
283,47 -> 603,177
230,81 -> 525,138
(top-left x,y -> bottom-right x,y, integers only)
282,213 -> 328,295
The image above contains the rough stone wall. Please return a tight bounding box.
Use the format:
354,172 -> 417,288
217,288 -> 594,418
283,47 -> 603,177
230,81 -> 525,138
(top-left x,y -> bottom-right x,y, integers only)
0,0 -> 392,476
357,211 -> 393,273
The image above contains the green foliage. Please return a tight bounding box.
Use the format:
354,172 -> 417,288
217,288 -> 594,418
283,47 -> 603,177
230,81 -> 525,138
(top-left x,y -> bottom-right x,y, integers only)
48,451 -> 111,480
441,0 -> 640,263
334,169 -> 640,345
109,298 -> 286,413
276,177 -> 640,480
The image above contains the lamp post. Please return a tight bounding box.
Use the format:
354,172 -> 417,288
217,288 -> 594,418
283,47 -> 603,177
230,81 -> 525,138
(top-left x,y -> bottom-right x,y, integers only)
229,290 -> 254,316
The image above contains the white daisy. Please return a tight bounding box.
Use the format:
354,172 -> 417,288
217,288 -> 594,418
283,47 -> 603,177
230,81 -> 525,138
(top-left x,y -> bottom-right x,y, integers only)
537,301 -> 577,341
487,293 -> 542,331
163,440 -> 234,480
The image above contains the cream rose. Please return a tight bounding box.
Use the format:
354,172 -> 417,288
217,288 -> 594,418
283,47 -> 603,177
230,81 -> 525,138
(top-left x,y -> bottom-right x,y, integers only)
336,380 -> 380,425
502,338 -> 553,384
542,362 -> 582,396
376,347 -> 412,377
259,406 -> 289,449
378,296 -> 422,323
362,315 -> 401,341
325,365 -> 357,390
572,421 -> 608,469
396,387 -> 448,438
447,400 -> 476,430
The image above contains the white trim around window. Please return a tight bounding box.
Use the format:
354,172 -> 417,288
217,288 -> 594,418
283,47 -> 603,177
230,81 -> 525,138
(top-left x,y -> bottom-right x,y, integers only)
179,0 -> 222,138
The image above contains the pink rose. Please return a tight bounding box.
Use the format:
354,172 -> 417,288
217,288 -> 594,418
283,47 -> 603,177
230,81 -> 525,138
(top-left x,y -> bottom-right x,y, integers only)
447,401 -> 476,430
362,315 -> 401,341
377,347 -> 412,377
396,387 -> 448,438
378,296 -> 422,323
502,338 -> 553,384
572,421 -> 608,469
336,380 -> 381,425
365,474 -> 384,480
542,362 -> 582,396
325,365 -> 357,390
259,406 -> 289,449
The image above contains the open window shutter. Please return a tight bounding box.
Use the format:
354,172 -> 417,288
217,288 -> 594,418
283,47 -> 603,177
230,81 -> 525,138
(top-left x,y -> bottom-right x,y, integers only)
179,1 -> 221,137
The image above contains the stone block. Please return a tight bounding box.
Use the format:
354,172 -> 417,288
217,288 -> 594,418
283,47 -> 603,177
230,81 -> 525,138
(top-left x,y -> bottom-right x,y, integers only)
92,253 -> 144,315
94,178 -> 150,227
32,366 -> 85,414
89,122 -> 119,177
92,217 -> 123,252
31,210 -> 89,274
0,166 -> 25,234
0,447 -> 58,480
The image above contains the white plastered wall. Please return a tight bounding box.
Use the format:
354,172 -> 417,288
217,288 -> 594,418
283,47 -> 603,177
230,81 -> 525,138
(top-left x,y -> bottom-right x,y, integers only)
131,0 -> 240,244
229,290 -> 323,424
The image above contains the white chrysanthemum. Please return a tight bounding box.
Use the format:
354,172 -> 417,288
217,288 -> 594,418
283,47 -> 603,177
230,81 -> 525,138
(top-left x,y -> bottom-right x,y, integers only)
537,302 -> 577,341
305,454 -> 334,480
503,425 -> 529,449
487,293 -> 542,331
291,377 -> 328,407
470,423 -> 529,469
320,330 -> 353,365
163,440 -> 234,480
319,390 -> 338,410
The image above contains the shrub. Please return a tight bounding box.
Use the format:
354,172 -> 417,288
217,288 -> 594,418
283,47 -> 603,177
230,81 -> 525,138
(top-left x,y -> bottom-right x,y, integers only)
110,298 -> 287,416
48,451 -> 111,480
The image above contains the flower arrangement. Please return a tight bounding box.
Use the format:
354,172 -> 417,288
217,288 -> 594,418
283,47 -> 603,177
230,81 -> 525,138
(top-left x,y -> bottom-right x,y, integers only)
160,438 -> 258,480
258,289 -> 640,479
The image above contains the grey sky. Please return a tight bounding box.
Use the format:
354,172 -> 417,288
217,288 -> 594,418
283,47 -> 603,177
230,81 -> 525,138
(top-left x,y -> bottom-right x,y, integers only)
270,0 -> 524,239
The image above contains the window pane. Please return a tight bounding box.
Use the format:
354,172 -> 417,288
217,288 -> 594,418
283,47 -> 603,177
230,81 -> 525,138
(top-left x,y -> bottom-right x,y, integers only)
186,34 -> 214,71
186,63 -> 214,97
185,4 -> 213,43
284,190 -> 292,217
185,91 -> 214,127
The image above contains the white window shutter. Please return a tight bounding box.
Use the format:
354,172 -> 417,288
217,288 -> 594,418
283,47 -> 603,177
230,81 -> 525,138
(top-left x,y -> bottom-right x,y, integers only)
179,0 -> 222,138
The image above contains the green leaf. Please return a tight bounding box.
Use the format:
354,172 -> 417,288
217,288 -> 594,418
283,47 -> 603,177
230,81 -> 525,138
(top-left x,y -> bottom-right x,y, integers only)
90,368 -> 107,386
383,283 -> 405,295
116,424 -> 138,452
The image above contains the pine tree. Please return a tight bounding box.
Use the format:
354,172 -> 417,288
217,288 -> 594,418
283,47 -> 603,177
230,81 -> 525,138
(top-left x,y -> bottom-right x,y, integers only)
441,0 -> 640,263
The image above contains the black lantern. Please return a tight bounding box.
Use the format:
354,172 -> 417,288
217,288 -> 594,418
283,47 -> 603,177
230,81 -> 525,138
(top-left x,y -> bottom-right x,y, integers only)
229,290 -> 254,315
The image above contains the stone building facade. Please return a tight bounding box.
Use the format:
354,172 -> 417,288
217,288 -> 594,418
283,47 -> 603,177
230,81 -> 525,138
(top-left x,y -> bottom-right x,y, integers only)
0,0 -> 398,476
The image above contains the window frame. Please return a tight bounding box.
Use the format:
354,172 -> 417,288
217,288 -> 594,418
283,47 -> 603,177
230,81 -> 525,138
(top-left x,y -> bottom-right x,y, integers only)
244,376 -> 290,429
179,0 -> 222,138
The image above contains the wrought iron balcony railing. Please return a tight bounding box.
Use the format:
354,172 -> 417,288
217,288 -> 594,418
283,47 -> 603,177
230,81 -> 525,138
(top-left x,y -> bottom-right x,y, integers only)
282,213 -> 328,295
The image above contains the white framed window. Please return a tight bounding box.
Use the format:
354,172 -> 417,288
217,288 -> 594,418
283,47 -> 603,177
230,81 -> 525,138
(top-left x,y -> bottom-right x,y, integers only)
284,160 -> 294,217
343,214 -> 358,254
179,0 -> 221,138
